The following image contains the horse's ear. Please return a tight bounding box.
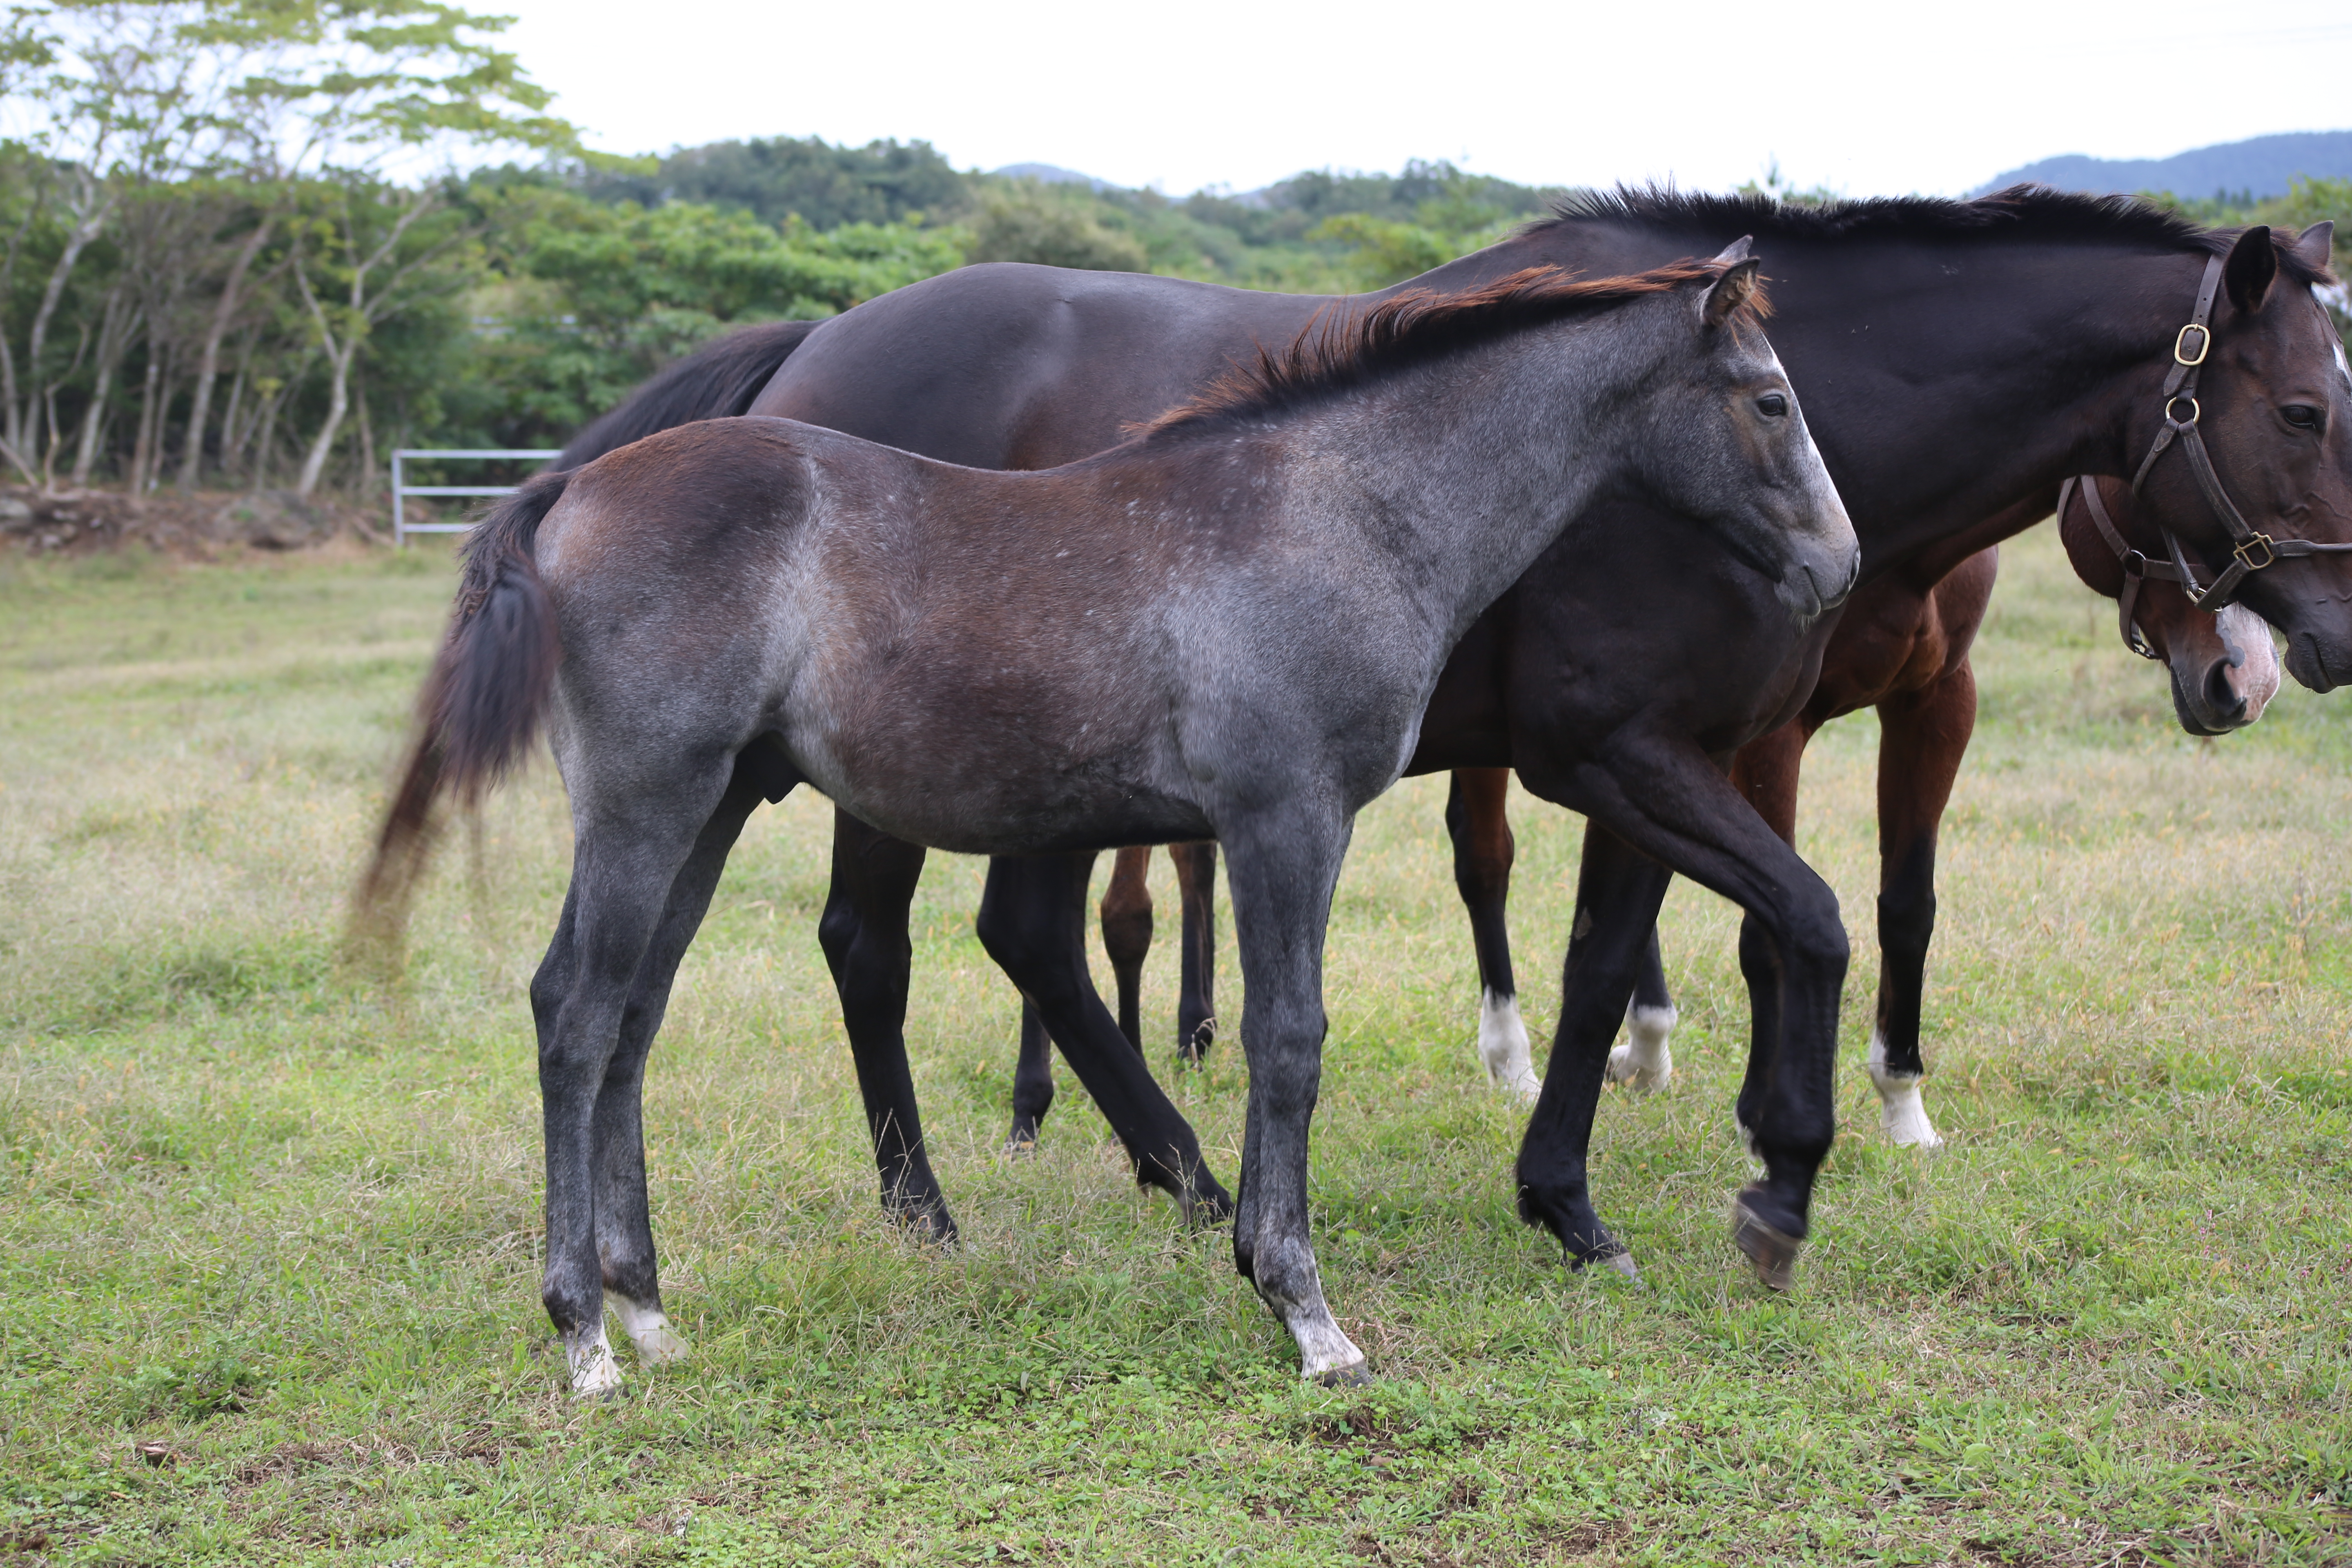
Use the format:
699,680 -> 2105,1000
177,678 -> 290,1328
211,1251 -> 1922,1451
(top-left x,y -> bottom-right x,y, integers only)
1702,256 -> 1762,328
2224,224 -> 2278,313
2292,220 -> 2335,272
1711,235 -> 1755,265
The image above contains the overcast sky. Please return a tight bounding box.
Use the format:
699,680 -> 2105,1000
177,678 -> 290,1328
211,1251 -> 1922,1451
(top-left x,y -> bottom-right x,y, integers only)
497,0 -> 2352,198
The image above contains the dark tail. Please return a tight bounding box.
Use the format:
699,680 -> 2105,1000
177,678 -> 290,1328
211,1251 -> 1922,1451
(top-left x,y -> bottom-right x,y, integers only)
552,319 -> 820,470
350,470 -> 573,966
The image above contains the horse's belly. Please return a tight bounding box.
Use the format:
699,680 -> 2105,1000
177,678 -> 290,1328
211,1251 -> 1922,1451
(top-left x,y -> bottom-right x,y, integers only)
791,680 -> 1207,855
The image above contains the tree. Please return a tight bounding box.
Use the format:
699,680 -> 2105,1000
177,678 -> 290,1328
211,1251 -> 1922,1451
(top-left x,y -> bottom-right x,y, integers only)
0,0 -> 584,494
967,185 -> 1145,272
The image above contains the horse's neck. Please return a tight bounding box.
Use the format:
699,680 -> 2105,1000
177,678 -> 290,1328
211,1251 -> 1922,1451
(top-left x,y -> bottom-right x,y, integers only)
1777,246 -> 2188,572
1290,341 -> 1620,645
1413,223 -> 2195,575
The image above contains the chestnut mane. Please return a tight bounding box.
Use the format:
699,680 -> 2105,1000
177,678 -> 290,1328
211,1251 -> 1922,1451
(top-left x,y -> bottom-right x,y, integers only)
1138,259 -> 1751,439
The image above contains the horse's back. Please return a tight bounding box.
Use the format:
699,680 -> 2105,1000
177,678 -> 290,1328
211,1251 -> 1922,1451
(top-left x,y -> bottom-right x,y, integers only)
539,417 -> 832,568
751,263 -> 1333,469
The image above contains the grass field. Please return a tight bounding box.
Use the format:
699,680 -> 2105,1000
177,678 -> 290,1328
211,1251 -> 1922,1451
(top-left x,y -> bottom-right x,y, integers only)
2,529 -> 2350,1566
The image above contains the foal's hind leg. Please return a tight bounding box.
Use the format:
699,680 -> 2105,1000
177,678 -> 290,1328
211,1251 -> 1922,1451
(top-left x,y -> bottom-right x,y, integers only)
1606,928 -> 1680,1091
1098,847 -> 1154,1054
535,756 -> 742,1396
1170,842 -> 1220,1063
977,853 -> 1231,1222
580,765 -> 771,1378
1866,660 -> 1976,1148
1445,768 -> 1537,1098
817,810 -> 956,1239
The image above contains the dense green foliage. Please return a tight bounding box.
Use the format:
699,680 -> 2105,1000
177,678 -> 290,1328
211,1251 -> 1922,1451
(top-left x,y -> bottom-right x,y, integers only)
4,3 -> 2344,508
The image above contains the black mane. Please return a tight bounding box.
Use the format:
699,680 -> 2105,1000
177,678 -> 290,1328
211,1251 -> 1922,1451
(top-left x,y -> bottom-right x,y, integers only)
1542,184 -> 2334,285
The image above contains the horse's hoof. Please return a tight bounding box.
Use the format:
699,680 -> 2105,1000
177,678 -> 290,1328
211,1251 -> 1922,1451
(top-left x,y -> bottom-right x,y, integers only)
568,1344 -> 626,1400
1604,1045 -> 1669,1091
1731,1196 -> 1802,1292
1184,1187 -> 1236,1228
634,1326 -> 690,1366
889,1203 -> 959,1248
1312,1357 -> 1373,1388
1566,1244 -> 1641,1284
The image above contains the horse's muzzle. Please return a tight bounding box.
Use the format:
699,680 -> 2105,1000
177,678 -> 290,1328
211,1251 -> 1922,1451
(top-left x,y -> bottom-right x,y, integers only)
2285,628 -> 2352,693
1773,541 -> 1861,627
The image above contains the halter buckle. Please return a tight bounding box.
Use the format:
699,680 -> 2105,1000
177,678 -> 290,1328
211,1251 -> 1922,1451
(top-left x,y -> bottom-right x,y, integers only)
2234,532 -> 2277,572
2165,394 -> 2201,427
2174,323 -> 2210,366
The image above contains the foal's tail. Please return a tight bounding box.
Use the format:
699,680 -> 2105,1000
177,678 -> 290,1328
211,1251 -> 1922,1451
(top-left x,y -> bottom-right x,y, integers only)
350,471 -> 572,965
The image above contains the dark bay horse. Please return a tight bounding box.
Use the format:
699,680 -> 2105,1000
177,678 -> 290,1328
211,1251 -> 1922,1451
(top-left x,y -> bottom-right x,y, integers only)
369,259 -> 1851,1393
1563,475 -> 2283,1149
546,190 -> 2352,1296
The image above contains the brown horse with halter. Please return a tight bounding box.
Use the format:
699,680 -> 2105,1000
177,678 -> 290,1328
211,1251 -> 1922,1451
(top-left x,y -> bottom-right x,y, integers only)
363,256 -> 1853,1392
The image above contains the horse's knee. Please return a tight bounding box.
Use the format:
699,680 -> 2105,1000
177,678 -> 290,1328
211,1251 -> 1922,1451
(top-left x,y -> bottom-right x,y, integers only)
1778,884 -> 1850,980
817,887 -> 859,976
1100,899 -> 1152,971
529,964 -> 565,1036
975,896 -> 1067,992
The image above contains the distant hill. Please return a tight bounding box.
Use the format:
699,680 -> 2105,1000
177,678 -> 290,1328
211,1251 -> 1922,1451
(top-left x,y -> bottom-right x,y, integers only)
991,163 -> 1109,192
1978,130 -> 2352,200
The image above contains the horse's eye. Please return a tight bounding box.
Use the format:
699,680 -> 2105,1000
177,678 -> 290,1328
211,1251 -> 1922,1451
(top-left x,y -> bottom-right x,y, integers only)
2283,403 -> 2322,431
1756,392 -> 1788,418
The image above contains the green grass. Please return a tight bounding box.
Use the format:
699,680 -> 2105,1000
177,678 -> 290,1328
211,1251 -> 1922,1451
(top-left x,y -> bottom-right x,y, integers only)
2,531 -> 2350,1565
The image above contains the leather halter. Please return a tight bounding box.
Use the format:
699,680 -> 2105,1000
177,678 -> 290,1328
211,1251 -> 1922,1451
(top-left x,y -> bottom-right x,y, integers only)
2120,250 -> 2352,611
2059,474 -> 2185,661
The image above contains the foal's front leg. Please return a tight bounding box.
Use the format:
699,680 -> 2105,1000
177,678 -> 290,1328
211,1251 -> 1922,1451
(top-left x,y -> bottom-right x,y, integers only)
1221,806 -> 1365,1383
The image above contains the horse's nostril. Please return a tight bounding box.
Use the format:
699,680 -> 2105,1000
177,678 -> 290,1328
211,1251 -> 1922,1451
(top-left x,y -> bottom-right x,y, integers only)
2205,662 -> 2248,722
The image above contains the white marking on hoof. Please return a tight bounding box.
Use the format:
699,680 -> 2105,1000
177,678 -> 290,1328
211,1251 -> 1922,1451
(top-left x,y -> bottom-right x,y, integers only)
1604,1251 -> 1641,1283
1260,1261 -> 1368,1382
1477,990 -> 1539,1101
1605,1002 -> 1677,1090
611,1294 -> 689,1365
1298,1323 -> 1369,1385
566,1320 -> 624,1398
1866,1031 -> 1944,1148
